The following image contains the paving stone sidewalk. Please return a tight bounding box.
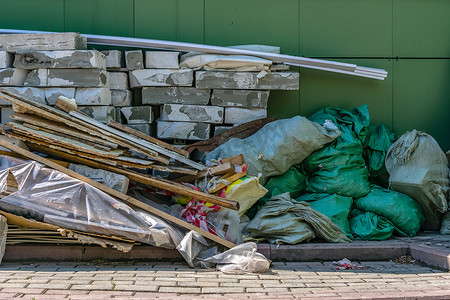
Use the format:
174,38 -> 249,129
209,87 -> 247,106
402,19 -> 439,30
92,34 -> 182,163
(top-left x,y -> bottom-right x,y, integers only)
0,260 -> 449,299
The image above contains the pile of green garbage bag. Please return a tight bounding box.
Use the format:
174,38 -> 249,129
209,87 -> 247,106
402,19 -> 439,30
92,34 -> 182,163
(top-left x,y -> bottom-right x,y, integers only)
349,209 -> 395,241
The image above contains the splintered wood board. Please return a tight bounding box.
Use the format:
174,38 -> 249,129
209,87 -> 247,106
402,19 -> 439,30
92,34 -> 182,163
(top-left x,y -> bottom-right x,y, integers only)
0,139 -> 236,248
11,113 -> 118,149
70,112 -> 204,170
0,91 -> 168,163
8,121 -> 125,158
176,162 -> 234,183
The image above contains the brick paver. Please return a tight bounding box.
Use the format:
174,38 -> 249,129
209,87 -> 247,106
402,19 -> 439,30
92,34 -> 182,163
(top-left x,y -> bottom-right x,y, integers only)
0,260 -> 449,299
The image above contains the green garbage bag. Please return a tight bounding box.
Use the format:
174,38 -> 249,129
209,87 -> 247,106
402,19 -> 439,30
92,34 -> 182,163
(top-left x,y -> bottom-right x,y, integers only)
303,105 -> 371,198
246,193 -> 350,244
363,124 -> 395,187
354,185 -> 425,236
264,166 -> 306,199
296,193 -> 353,239
349,209 -> 395,240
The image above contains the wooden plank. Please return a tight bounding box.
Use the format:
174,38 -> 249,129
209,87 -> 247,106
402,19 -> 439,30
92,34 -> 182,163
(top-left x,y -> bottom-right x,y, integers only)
54,98 -> 89,117
0,91 -> 169,164
0,139 -> 236,248
208,172 -> 247,194
0,150 -> 70,168
11,113 -> 119,149
70,111 -> 205,170
176,162 -> 234,183
107,120 -> 190,158
221,154 -> 245,166
11,140 -> 238,211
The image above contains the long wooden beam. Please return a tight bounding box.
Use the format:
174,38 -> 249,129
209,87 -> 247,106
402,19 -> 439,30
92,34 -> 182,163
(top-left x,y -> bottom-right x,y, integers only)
0,28 -> 387,79
0,139 -> 236,249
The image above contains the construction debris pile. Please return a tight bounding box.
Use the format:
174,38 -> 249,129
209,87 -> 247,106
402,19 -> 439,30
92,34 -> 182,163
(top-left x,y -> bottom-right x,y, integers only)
0,31 -> 448,270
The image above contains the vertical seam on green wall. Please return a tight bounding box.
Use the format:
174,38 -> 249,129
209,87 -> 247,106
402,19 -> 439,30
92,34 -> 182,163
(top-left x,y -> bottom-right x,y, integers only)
203,0 -> 206,44
133,0 -> 136,37
298,0 -> 301,115
391,0 -> 394,132
176,0 -> 179,41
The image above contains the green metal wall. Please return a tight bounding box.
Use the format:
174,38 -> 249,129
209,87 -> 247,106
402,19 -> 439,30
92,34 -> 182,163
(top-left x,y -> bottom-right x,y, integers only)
0,0 -> 449,150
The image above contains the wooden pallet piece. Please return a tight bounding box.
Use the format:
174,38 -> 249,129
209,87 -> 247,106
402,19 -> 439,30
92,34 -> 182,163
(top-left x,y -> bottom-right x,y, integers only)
107,120 -> 190,158
208,172 -> 248,194
0,139 -> 236,249
221,154 -> 245,166
176,162 -> 234,183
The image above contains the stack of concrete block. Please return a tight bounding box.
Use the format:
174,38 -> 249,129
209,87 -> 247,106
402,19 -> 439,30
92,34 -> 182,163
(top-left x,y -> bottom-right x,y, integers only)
127,50 -> 299,142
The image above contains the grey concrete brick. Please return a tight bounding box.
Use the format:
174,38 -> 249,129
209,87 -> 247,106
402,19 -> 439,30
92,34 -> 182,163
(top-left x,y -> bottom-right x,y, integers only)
75,88 -> 112,106
121,106 -> 154,124
129,69 -> 193,88
109,72 -> 129,90
160,104 -> 223,124
0,33 -> 87,51
142,87 -> 210,105
145,51 -> 179,69
224,107 -> 267,124
47,69 -> 110,87
44,88 -> 76,105
211,89 -> 269,108
101,50 -> 123,69
0,51 -> 13,68
0,87 -> 46,105
157,121 -> 210,140
69,163 -> 129,193
14,50 -> 106,69
114,107 -> 125,123
125,50 -> 144,70
78,106 -> 115,123
125,123 -> 154,136
213,125 -> 232,136
1,68 -> 29,86
1,106 -> 14,125
196,71 -> 299,90
111,90 -> 132,107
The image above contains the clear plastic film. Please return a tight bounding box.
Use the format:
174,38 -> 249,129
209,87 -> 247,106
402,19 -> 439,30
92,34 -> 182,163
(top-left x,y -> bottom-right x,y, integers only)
0,155 -> 184,249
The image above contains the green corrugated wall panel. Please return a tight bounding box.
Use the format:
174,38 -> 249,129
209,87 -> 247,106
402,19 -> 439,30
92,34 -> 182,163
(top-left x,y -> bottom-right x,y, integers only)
135,0 -> 177,40
65,0 -> 134,36
135,0 -> 204,42
205,0 -> 299,55
299,0 -> 393,57
393,0 -> 450,58
393,59 -> 450,151
0,0 -> 64,32
298,59 -> 393,129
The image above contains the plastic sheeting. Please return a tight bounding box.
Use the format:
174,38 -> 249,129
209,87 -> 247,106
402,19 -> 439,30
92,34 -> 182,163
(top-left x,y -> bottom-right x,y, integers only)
385,130 -> 449,230
0,155 -> 184,249
206,116 -> 341,185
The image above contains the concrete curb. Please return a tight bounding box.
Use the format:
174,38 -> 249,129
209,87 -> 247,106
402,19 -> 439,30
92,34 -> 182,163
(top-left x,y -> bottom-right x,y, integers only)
3,241 -> 449,270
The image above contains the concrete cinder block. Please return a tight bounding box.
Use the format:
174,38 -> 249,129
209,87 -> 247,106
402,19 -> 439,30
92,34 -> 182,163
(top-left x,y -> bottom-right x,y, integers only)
44,88 -> 76,105
1,107 -> 14,125
160,104 -> 223,124
101,50 -> 123,69
196,71 -> 299,90
125,123 -> 154,136
13,50 -> 106,69
0,33 -> 87,51
109,72 -> 129,90
1,68 -> 29,86
145,51 -> 179,69
142,87 -> 210,105
69,163 -> 129,193
48,69 -> 110,87
211,89 -> 269,108
75,88 -> 111,106
111,90 -> 132,107
224,107 -> 267,124
23,69 -> 47,86
129,69 -> 193,88
0,87 -> 46,105
114,107 -> 125,123
157,121 -> 210,141
78,106 -> 115,123
213,125 -> 233,136
121,106 -> 154,124
125,50 -> 144,70
0,51 -> 13,68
